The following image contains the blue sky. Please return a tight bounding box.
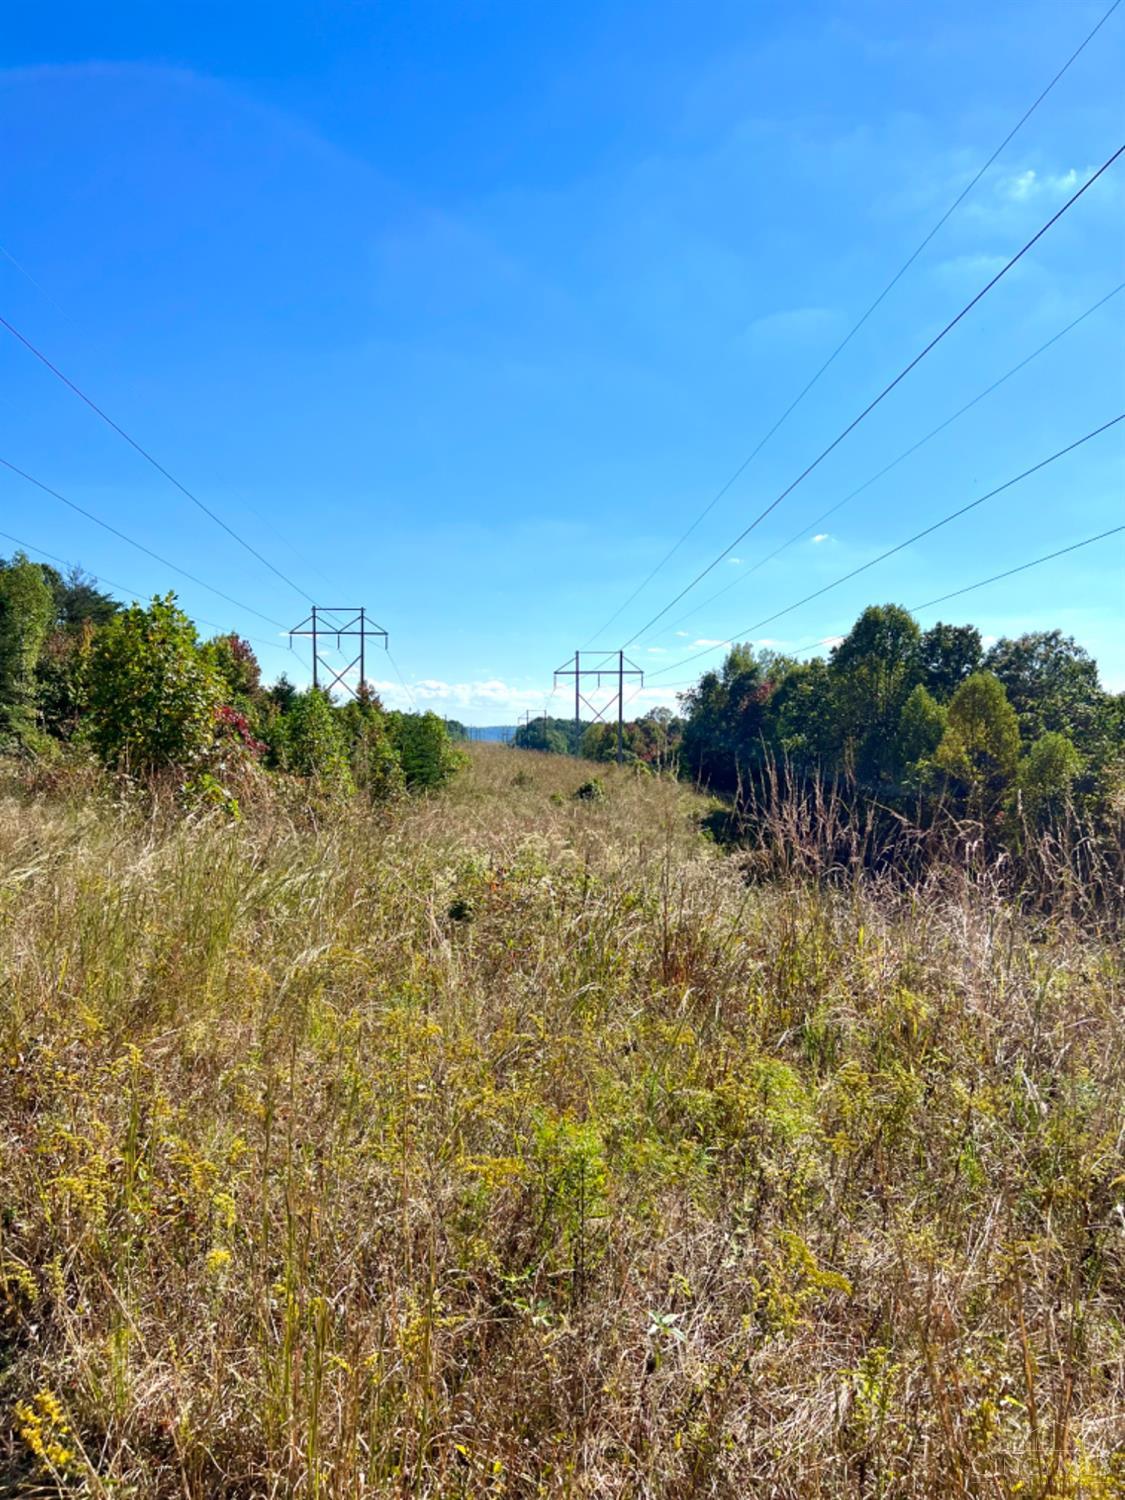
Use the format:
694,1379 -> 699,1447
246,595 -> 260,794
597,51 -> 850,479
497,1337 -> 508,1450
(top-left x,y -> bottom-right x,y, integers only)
1,0 -> 1122,721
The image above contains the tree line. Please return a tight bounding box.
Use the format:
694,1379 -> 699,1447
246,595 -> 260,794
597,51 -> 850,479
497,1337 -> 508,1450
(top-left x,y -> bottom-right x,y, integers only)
3,548 -> 1120,846
678,605 -> 1122,831
0,552 -> 463,809
512,603 -> 1123,857
513,710 -> 683,767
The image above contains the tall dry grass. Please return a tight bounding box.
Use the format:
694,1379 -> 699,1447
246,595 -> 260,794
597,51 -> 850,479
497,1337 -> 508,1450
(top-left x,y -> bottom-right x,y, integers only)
0,745 -> 1122,1496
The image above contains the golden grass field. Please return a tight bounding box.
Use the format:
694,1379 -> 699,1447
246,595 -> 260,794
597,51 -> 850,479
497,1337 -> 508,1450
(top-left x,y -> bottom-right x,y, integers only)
1,745 -> 1123,1496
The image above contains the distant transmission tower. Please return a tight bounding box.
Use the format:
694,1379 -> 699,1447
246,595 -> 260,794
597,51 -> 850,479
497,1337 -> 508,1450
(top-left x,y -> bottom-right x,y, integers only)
554,650 -> 644,764
288,606 -> 388,700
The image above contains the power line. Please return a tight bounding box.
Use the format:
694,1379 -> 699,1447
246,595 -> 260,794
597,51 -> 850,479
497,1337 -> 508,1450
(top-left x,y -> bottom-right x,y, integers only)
0,527 -> 285,653
618,140 -> 1125,649
582,0 -> 1125,649
0,312 -> 316,603
909,523 -> 1125,613
659,281 -> 1125,636
729,521 -> 1125,665
0,243 -> 336,593
644,413 -> 1124,679
638,524 -> 1125,694
0,455 -> 289,629
745,519 -> 1125,665
386,648 -> 417,709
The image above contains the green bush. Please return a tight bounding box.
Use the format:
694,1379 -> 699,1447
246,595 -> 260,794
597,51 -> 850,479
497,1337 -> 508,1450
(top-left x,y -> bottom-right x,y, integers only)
386,711 -> 465,790
892,684 -> 947,785
573,777 -> 605,802
1012,731 -> 1084,828
338,695 -> 405,801
83,595 -> 222,773
933,672 -> 1021,814
0,553 -> 54,749
272,688 -> 354,792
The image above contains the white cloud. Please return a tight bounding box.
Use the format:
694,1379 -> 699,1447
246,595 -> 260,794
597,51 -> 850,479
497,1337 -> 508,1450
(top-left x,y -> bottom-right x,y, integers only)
811,533 -> 830,544
727,556 -> 743,565
935,252 -> 1008,281
742,305 -> 841,347
675,630 -> 690,637
692,637 -> 731,648
1001,166 -> 1084,203
646,646 -> 667,654
366,677 -> 552,714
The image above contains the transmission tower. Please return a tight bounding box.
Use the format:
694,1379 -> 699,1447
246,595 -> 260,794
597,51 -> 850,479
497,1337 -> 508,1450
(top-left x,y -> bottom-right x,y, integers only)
288,606 -> 388,700
554,650 -> 644,764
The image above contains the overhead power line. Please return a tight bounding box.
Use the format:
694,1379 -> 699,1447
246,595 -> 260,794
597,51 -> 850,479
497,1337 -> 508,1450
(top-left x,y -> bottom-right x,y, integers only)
622,141 -> 1125,649
386,648 -> 418,709
750,522 -> 1125,665
0,527 -> 285,653
909,523 -> 1125,613
0,312 -> 316,603
644,413 -> 1124,680
629,524 -> 1125,700
582,0 -> 1124,648
0,455 -> 288,629
659,281 -> 1125,636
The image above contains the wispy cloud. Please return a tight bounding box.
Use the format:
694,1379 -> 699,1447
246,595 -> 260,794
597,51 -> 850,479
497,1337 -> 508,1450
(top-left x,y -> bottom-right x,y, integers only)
935,251 -> 1009,282
811,533 -> 830,544
675,630 -> 691,637
646,646 -> 667,654
727,556 -> 743,565
367,677 -> 550,713
741,305 -> 841,348
1000,166 -> 1087,203
692,637 -> 731,648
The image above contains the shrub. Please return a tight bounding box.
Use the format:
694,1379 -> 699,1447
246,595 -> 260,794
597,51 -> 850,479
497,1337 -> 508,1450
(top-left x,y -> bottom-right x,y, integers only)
1013,731 -> 1084,827
573,777 -> 605,802
0,553 -> 54,749
201,634 -> 263,713
386,711 -> 465,790
272,688 -> 354,792
83,595 -> 222,773
338,695 -> 405,801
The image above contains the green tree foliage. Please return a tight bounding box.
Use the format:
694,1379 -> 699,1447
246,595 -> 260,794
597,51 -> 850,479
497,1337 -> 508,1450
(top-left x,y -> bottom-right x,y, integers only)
770,657 -> 839,767
1013,731 -> 1083,828
386,711 -> 465,789
0,554 -> 57,748
919,622 -> 982,700
202,634 -> 263,714
892,684 -> 947,784
273,688 -> 354,791
84,595 -> 223,772
984,631 -> 1104,747
39,565 -> 120,630
580,708 -> 683,766
933,672 -> 1021,814
828,605 -> 922,784
267,674 -> 299,713
513,715 -> 578,753
35,626 -> 92,741
672,605 -> 1123,852
337,689 -> 404,801
680,647 -> 788,791
32,566 -> 122,740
